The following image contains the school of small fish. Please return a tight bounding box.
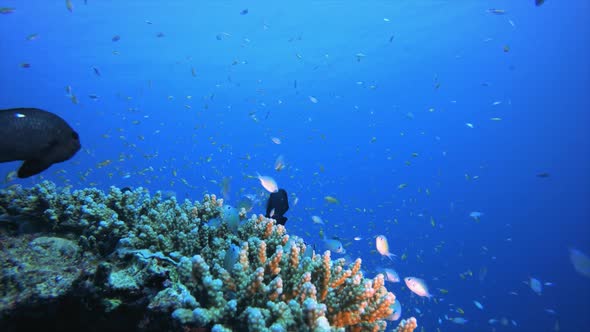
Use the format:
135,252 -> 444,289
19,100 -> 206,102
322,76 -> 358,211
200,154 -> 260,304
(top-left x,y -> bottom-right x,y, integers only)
0,1 -> 582,331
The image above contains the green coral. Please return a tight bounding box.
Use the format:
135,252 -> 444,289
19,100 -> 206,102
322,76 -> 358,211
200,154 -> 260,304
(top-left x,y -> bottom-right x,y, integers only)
0,182 -> 415,331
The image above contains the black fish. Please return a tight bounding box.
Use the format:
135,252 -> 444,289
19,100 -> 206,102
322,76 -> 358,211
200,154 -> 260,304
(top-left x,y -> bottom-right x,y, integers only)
265,188 -> 289,225
0,108 -> 81,178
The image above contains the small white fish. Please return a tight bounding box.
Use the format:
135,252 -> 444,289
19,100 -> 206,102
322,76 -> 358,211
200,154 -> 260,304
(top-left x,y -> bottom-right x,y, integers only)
383,18 -> 390,22
257,173 -> 278,193
271,137 -> 281,144
376,235 -> 396,260
381,268 -> 400,283
308,96 -> 318,104
311,215 -> 324,225
492,101 -> 502,105
353,236 -> 362,241
473,300 -> 484,310
529,277 -> 542,295
469,211 -> 483,221
465,123 -> 474,128
405,277 -> 432,298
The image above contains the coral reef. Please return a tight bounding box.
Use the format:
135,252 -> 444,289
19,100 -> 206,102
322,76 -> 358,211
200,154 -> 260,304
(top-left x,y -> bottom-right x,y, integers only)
394,317 -> 418,332
0,181 -> 416,331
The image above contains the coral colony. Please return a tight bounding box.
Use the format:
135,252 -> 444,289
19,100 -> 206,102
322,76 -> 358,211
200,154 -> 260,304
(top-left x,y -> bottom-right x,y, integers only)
0,182 -> 417,331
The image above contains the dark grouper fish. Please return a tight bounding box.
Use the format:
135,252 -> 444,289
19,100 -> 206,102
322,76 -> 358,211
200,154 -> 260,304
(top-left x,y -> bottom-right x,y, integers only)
265,188 -> 289,225
0,108 -> 81,178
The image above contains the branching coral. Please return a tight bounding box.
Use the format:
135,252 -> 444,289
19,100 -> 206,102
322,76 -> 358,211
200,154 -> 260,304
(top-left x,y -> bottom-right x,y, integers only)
0,182 -> 416,331
188,214 -> 412,331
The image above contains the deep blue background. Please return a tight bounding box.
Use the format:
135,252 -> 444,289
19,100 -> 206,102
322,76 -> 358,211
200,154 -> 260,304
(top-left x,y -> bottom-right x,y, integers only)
1,1 -> 589,331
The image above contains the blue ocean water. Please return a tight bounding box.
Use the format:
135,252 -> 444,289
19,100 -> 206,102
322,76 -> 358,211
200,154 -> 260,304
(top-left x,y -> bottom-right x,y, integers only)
1,1 -> 589,331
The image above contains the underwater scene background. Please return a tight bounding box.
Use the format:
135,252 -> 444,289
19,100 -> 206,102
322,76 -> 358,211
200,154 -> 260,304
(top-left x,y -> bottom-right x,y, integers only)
1,1 -> 589,331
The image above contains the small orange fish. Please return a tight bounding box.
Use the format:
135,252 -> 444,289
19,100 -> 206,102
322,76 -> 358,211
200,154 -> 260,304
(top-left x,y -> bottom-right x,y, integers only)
376,235 -> 396,260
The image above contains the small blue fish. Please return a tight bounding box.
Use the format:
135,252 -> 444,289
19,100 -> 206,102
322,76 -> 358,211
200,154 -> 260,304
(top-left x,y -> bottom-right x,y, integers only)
570,248 -> 590,278
529,277 -> 542,295
92,66 -> 101,76
386,299 -> 402,321
220,205 -> 239,234
324,239 -> 345,254
224,244 -> 240,271
449,317 -> 468,324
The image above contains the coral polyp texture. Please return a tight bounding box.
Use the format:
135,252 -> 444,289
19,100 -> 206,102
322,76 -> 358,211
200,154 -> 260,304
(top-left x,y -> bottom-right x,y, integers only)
0,181 -> 416,331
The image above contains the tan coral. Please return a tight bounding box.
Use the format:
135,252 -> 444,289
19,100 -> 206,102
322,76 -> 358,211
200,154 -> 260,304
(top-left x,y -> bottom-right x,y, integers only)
364,291 -> 395,323
266,246 -> 283,276
267,276 -> 283,301
239,242 -> 250,270
263,220 -> 274,239
331,311 -> 362,327
394,317 -> 418,332
219,268 -> 236,292
290,271 -> 312,302
247,267 -> 265,295
289,243 -> 300,269
257,240 -> 267,265
319,251 -> 331,301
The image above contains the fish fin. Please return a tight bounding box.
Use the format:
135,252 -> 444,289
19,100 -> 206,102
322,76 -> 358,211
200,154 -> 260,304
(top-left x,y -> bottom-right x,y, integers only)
18,158 -> 52,178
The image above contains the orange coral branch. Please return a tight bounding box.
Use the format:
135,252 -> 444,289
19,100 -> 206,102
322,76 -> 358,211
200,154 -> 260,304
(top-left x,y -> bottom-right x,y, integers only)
258,240 -> 267,265
266,246 -> 283,276
319,251 -> 331,301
